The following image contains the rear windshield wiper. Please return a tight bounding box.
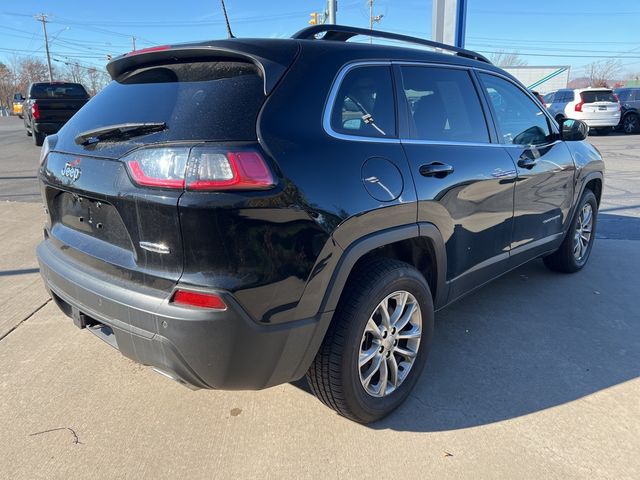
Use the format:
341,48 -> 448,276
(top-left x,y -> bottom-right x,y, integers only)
74,122 -> 167,145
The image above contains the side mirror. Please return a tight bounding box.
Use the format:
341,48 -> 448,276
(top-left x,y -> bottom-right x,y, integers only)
559,118 -> 588,141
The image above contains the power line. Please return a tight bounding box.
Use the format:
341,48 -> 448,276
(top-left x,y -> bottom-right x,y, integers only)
469,8 -> 640,16
467,43 -> 640,55
467,35 -> 640,46
475,50 -> 640,59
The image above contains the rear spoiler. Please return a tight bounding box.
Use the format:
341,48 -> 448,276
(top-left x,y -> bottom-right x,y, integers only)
106,40 -> 300,96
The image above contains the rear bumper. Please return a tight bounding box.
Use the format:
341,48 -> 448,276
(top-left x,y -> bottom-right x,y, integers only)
579,114 -> 621,128
33,122 -> 64,135
37,239 -> 331,390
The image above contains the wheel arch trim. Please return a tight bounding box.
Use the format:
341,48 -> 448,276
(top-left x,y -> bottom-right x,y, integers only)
319,223 -> 448,315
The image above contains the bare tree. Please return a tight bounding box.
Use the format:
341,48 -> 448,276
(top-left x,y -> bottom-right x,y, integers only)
625,71 -> 640,83
585,59 -> 622,87
63,62 -> 87,84
489,50 -> 528,67
0,62 -> 15,113
18,58 -> 51,88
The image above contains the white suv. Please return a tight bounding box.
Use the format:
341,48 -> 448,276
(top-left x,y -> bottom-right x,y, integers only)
547,88 -> 621,135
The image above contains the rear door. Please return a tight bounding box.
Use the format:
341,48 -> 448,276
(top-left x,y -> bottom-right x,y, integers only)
396,65 -> 517,301
477,72 -> 575,262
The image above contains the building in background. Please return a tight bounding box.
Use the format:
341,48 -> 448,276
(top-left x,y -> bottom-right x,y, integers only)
503,66 -> 570,94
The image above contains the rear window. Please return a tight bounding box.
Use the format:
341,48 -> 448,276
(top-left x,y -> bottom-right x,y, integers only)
581,91 -> 617,103
62,61 -> 265,143
30,83 -> 88,99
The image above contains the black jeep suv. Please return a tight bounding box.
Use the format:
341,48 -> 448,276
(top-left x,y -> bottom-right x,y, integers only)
37,25 -> 604,423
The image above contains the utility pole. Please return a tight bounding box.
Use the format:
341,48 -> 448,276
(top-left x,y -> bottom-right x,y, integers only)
327,0 -> 336,24
368,1 -> 383,43
35,14 -> 53,81
131,36 -> 137,51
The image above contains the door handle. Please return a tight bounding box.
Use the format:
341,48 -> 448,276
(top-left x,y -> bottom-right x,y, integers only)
517,157 -> 536,169
419,162 -> 454,178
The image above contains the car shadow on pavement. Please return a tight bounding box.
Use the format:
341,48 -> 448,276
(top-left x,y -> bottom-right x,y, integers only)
0,268 -> 40,277
293,215 -> 640,431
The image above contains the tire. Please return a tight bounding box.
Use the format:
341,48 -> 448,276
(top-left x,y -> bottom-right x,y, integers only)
622,113 -> 640,134
306,258 -> 434,423
544,189 -> 598,273
555,114 -> 565,124
33,130 -> 45,146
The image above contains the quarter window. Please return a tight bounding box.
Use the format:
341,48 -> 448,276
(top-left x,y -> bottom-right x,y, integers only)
330,66 -> 396,138
400,66 -> 489,143
479,73 -> 553,146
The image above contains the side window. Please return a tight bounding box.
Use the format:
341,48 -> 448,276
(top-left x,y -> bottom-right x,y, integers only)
400,66 -> 489,143
543,92 -> 555,104
479,73 -> 553,146
557,91 -> 568,102
330,66 -> 396,138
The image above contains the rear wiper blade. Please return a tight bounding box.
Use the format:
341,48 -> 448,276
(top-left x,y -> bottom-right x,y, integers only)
74,122 -> 167,145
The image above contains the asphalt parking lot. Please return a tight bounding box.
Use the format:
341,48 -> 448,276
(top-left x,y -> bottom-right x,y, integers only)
1,116 -> 638,479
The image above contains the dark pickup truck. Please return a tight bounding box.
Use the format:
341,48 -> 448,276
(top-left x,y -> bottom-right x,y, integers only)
24,82 -> 90,146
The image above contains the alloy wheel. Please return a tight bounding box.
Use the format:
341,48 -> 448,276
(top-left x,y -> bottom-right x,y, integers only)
358,291 -> 422,398
573,203 -> 593,262
623,115 -> 638,134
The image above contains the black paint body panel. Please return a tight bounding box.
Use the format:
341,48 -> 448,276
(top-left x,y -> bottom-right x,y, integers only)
36,36 -> 604,390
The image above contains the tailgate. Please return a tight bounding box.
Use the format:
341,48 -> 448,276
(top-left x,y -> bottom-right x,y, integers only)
36,99 -> 89,123
581,90 -> 619,115
40,152 -> 184,291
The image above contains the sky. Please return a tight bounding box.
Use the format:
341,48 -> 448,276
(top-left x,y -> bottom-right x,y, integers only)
1,0 -> 640,79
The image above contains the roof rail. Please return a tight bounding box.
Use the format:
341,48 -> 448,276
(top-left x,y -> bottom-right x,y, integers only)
291,25 -> 491,64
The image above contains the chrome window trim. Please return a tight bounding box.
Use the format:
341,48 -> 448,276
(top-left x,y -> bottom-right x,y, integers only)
322,60 -> 560,147
322,61 -> 401,144
401,139 -> 505,148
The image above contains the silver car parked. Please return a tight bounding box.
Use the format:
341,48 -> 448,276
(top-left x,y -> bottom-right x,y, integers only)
546,88 -> 621,135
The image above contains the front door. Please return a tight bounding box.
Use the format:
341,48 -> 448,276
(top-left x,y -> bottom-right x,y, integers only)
477,72 -> 576,262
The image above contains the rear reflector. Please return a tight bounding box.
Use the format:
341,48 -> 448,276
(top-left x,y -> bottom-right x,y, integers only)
172,290 -> 227,310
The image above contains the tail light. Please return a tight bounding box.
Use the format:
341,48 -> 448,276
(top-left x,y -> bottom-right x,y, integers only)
31,102 -> 40,121
171,289 -> 226,310
123,146 -> 275,191
40,134 -> 57,164
574,93 -> 584,112
614,94 -> 622,111
187,149 -> 274,190
125,147 -> 189,188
